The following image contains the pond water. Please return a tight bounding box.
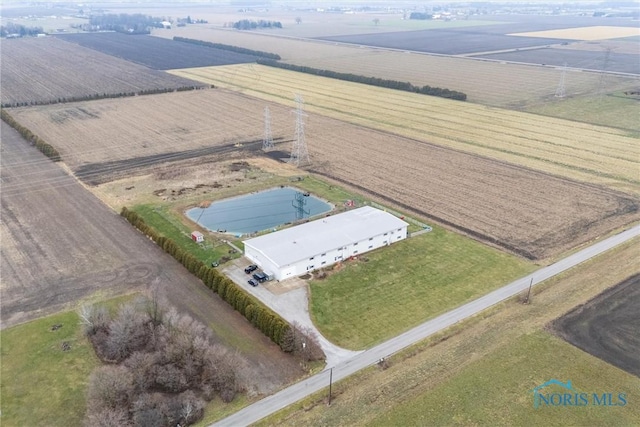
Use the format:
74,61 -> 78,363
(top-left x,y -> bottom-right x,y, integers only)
186,187 -> 333,236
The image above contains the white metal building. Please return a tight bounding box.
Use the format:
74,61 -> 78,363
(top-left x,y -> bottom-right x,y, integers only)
243,206 -> 409,281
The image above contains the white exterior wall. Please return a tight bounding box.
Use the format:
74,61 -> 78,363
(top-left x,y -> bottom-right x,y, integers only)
245,224 -> 408,281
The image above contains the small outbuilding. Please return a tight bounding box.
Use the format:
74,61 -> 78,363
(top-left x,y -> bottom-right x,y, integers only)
191,231 -> 204,243
244,206 -> 409,281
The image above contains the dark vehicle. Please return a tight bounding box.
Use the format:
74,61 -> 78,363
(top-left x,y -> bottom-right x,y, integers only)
244,264 -> 258,274
252,272 -> 269,283
248,279 -> 258,287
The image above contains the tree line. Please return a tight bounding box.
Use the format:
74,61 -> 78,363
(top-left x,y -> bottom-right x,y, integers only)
120,207 -> 323,359
232,19 -> 282,30
256,59 -> 467,101
173,36 -> 281,60
81,296 -> 242,426
1,109 -> 61,161
1,85 -> 211,109
1,23 -> 44,37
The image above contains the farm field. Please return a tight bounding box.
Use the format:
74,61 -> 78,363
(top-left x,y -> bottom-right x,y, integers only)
510,26 -> 640,41
153,27 -> 640,116
170,65 -> 640,194
551,273 -> 640,377
56,32 -> 258,70
10,89 -> 640,260
477,48 -> 640,75
0,122 -> 303,395
0,37 -> 202,106
12,88 -> 640,260
260,239 -> 640,426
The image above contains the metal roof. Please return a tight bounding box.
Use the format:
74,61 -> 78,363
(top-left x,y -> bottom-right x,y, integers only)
243,206 -> 409,267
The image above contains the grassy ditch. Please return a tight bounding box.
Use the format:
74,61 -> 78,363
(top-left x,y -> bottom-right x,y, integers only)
310,225 -> 535,349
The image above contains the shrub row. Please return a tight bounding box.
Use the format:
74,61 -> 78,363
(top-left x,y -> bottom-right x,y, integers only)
256,59 -> 467,101
1,108 -> 61,161
120,207 -> 292,350
173,36 -> 281,60
0,85 -> 212,108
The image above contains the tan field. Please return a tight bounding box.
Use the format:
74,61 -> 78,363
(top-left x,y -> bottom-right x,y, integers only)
510,26 -> 640,41
9,89 -> 639,260
169,64 -> 640,195
153,26 -> 639,110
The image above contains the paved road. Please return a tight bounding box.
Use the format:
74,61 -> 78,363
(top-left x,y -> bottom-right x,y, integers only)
214,224 -> 640,426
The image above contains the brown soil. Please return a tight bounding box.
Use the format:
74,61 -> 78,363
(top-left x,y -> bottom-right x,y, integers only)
9,90 -> 639,260
0,122 -> 303,394
549,273 -> 640,377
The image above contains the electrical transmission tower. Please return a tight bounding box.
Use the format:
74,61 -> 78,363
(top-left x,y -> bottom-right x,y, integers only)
555,63 -> 567,98
289,94 -> 310,166
262,106 -> 274,151
292,192 -> 310,220
598,47 -> 612,97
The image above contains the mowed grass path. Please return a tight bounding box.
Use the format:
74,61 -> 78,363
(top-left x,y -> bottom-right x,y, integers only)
310,226 -> 534,349
170,65 -> 640,195
371,331 -> 640,426
0,310 -> 99,427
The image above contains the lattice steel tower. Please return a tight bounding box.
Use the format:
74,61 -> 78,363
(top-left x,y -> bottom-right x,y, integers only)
289,94 -> 310,166
263,106 -> 274,151
292,192 -> 310,220
555,63 -> 567,98
598,47 -> 612,97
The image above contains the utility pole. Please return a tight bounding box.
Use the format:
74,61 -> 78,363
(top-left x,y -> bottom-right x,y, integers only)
555,63 -> 567,98
524,277 -> 533,304
328,367 -> 333,406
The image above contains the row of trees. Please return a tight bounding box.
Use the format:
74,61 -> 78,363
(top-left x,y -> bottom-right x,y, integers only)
1,109 -> 61,161
256,59 -> 467,101
173,36 -> 281,60
120,207 -> 323,359
232,19 -> 282,30
82,297 -> 242,426
1,23 -> 43,38
89,13 -> 165,34
0,86 -> 210,109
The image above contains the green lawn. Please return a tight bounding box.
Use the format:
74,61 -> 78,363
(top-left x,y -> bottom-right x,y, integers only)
371,331 -> 640,426
527,93 -> 640,133
0,311 -> 100,427
132,204 -> 238,266
310,226 -> 535,349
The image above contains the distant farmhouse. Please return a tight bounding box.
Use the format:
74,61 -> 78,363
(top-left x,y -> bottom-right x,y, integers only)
244,206 -> 409,281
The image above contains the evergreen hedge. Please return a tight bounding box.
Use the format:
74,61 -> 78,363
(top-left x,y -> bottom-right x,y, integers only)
1,109 -> 61,161
0,85 -> 212,108
256,59 -> 467,101
120,207 -> 291,350
173,36 -> 281,60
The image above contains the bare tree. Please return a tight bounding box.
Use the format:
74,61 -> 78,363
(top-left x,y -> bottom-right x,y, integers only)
78,304 -> 110,336
295,16 -> 302,24
373,18 -> 380,25
87,365 -> 134,411
84,408 -> 131,427
105,302 -> 149,361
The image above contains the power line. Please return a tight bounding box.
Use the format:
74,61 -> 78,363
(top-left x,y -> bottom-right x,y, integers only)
288,94 -> 310,167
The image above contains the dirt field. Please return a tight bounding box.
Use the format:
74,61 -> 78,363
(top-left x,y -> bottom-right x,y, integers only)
169,65 -> 640,194
0,37 -> 202,106
0,122 -> 303,393
550,273 -> 640,377
56,32 -> 259,70
152,26 -> 640,111
9,89 -> 639,260
510,26 -> 640,41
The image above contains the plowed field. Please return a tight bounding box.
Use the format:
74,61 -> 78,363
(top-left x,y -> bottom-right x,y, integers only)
0,37 -> 202,106
169,65 -> 640,195
9,89 -> 639,260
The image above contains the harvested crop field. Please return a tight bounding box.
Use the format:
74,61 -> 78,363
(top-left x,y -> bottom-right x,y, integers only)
154,28 -> 640,111
9,89 -> 639,260
550,273 -> 640,377
170,65 -> 640,194
510,26 -> 640,41
56,32 -> 258,70
0,37 -> 202,106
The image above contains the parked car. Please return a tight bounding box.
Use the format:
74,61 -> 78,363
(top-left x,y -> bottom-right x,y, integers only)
244,264 -> 258,274
248,279 -> 258,287
252,272 -> 268,283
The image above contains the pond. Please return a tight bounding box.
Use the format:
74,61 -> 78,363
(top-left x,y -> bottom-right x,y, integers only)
186,187 -> 333,236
